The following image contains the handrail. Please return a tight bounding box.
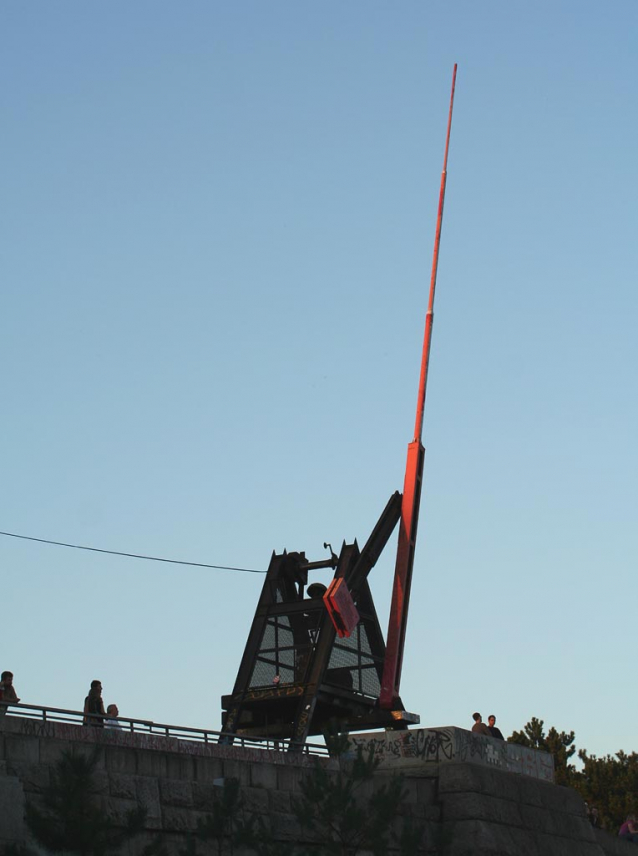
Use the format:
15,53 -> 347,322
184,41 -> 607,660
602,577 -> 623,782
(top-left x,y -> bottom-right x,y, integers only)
0,702 -> 329,756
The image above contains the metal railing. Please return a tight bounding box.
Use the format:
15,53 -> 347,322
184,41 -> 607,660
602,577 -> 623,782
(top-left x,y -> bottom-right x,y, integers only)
1,702 -> 329,756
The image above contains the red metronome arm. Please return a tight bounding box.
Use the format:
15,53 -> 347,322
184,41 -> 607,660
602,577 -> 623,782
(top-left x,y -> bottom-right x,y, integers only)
379,64 -> 457,709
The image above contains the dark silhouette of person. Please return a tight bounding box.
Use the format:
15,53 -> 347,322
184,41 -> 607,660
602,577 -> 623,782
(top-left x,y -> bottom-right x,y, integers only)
0,671 -> 20,704
471,712 -> 490,736
488,714 -> 504,740
83,679 -> 106,727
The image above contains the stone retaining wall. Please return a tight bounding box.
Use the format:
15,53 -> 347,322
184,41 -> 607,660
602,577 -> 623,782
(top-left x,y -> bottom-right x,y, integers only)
0,715 -> 634,855
350,726 -> 554,781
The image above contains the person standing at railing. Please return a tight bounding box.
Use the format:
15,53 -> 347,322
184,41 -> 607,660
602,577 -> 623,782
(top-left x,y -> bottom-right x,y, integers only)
471,712 -> 491,736
0,671 -> 20,705
83,679 -> 106,727
104,703 -> 122,729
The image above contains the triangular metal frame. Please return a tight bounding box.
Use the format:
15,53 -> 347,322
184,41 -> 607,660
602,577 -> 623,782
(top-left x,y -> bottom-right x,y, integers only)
221,492 -> 419,748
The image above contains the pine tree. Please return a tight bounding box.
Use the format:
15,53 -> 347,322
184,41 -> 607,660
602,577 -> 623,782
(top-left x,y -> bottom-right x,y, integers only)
290,727 -> 424,856
25,748 -> 147,855
577,748 -> 638,832
509,717 -> 576,787
179,777 -> 292,856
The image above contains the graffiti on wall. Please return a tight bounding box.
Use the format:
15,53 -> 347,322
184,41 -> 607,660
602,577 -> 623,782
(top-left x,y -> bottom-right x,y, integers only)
19,718 -> 56,740
8,717 -> 553,782
350,726 -> 554,782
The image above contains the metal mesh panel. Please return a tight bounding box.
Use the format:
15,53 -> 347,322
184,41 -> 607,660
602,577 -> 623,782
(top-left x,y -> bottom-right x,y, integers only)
249,612 -> 319,689
249,657 -> 294,688
261,623 -> 276,649
326,622 -> 381,698
360,664 -> 381,696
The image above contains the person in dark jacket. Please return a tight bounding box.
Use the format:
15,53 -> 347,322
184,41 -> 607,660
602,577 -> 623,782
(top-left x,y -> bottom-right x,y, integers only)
0,671 -> 20,704
488,714 -> 505,740
83,679 -> 106,727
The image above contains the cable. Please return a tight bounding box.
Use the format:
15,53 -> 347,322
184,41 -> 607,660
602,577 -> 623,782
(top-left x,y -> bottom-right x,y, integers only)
0,530 -> 266,574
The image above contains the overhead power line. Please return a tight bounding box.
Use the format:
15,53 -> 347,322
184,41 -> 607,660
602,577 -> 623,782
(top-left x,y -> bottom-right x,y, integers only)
0,530 -> 266,574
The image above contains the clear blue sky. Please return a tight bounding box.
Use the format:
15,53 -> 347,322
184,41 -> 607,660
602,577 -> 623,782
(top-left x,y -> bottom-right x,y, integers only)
2,1 -> 637,760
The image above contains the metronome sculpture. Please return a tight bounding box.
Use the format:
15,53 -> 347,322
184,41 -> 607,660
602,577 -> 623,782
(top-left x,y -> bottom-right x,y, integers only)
221,66 -> 457,750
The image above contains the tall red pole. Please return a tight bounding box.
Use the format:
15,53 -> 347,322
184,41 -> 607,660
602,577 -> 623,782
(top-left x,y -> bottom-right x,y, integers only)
379,65 -> 457,709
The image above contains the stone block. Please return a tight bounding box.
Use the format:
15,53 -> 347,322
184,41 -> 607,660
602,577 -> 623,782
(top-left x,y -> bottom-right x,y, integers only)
519,802 -> 558,835
110,772 -> 137,799
269,789 -> 291,814
0,716 -> 24,737
194,755 -> 224,782
101,796 -> 140,825
508,824 -> 544,856
90,771 -> 110,796
535,829 -> 601,856
160,778 -> 193,808
440,762 -> 525,803
415,776 -> 436,804
407,765 -> 441,779
6,761 -> 50,793
249,760 -> 277,790
192,781 -> 218,811
221,759 -> 250,786
0,776 -> 25,841
538,780 -> 584,815
271,812 -> 303,841
391,812 -> 433,847
162,805 -> 199,832
135,776 -> 161,829
235,847 -> 262,856
121,832 -> 175,856
39,739 -> 73,765
409,802 -> 441,821
442,791 -> 523,827
398,776 -> 418,805
136,750 -> 168,778
438,762 -> 484,794
81,744 -> 107,768
166,752 -> 195,780
418,821 -> 442,852
243,786 -> 269,813
4,736 -> 39,764
106,746 -> 137,774
445,818 -> 523,856
517,774 -> 544,807
557,811 -> 598,842
276,765 -> 304,792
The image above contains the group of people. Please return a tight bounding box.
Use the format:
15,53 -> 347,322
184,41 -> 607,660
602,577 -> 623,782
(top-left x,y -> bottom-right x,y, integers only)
471,711 -> 504,740
83,679 -> 121,728
1,670 -> 121,729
